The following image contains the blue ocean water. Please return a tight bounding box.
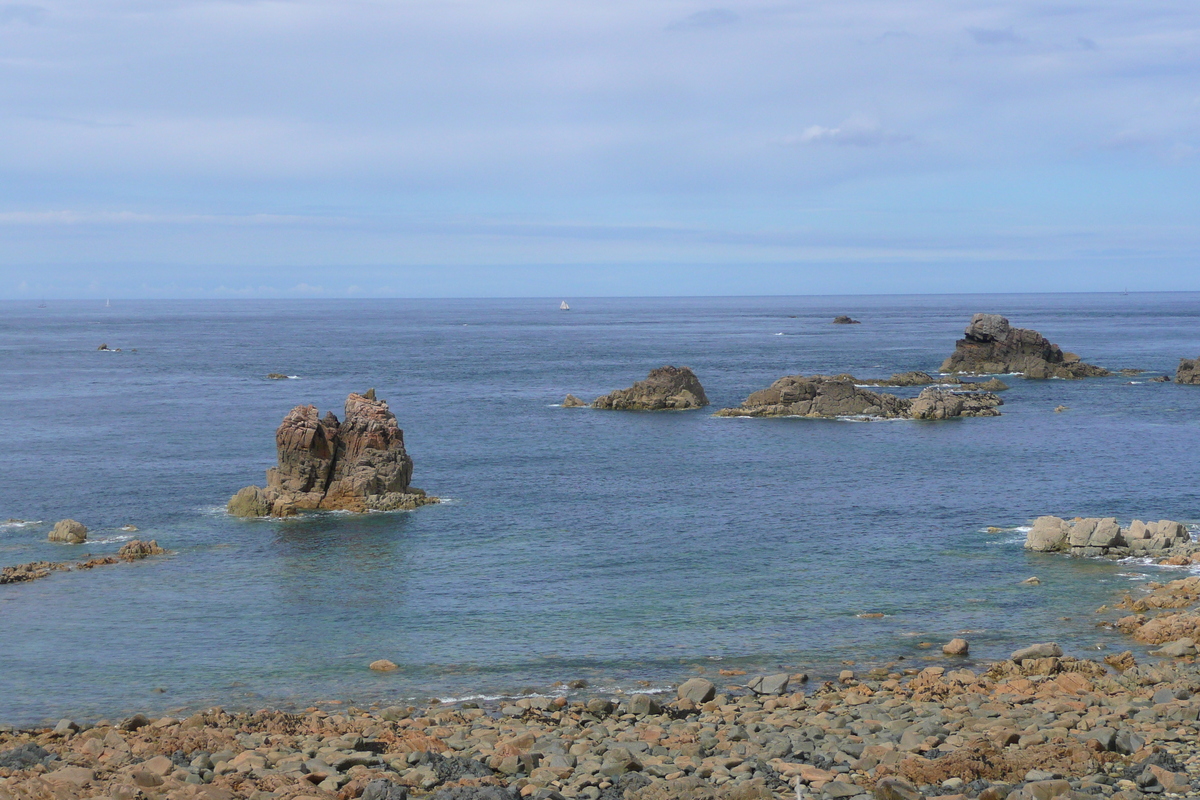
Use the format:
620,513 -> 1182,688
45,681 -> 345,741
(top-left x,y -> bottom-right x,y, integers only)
1,293 -> 1199,726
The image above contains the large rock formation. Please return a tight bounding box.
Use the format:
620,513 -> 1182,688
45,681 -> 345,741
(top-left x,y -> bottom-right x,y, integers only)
228,391 -> 436,518
1177,358 -> 1200,384
714,376 -> 1002,419
48,519 -> 87,544
591,366 -> 708,411
940,314 -> 1109,379
1025,515 -> 1191,557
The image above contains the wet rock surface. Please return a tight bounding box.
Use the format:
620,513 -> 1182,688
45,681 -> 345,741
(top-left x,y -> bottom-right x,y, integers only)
228,391 -> 438,517
940,314 -> 1110,379
0,540 -> 167,585
591,367 -> 709,411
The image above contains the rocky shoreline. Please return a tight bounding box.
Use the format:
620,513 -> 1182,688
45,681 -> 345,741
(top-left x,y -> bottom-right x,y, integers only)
8,558 -> 1200,800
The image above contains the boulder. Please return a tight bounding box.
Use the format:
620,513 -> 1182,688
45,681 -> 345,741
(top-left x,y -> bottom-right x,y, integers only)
362,779 -> 410,800
561,394 -> 586,408
962,377 -> 1009,391
369,659 -> 398,672
676,677 -> 716,704
940,314 -> 1109,379
228,391 -> 437,517
48,519 -> 87,544
591,366 -> 709,411
832,315 -> 861,324
746,673 -> 790,695
627,693 -> 662,715
1025,516 -> 1070,552
942,638 -> 969,656
266,373 -> 288,380
1011,642 -> 1063,661
1177,357 -> 1200,384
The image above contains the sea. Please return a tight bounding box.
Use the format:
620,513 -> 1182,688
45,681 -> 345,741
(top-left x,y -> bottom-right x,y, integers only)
1,293 -> 1198,726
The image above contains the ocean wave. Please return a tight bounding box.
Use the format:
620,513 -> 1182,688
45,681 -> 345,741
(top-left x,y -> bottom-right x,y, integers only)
90,534 -> 137,545
0,520 -> 41,530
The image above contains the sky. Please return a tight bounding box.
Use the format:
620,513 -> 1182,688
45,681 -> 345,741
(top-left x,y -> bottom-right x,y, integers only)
1,0 -> 1198,298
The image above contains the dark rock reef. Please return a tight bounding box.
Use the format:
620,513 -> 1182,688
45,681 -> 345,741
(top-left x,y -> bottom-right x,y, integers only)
715,375 -> 1002,419
832,315 -> 861,324
591,366 -> 709,411
1177,357 -> 1200,384
940,314 -> 1110,379
228,390 -> 437,517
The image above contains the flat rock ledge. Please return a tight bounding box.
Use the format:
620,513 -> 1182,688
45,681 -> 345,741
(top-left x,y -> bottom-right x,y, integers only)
0,540 -> 167,585
715,375 -> 1003,420
940,314 -> 1110,379
590,366 -> 709,411
228,391 -> 438,518
1025,516 -> 1192,557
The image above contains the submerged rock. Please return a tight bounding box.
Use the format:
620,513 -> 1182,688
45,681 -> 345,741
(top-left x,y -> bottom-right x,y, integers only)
266,373 -> 288,380
48,519 -> 88,544
940,313 -> 1109,379
1024,515 -> 1190,556
228,391 -> 437,518
591,366 -> 708,411
1177,357 -> 1200,384
716,375 -> 1002,420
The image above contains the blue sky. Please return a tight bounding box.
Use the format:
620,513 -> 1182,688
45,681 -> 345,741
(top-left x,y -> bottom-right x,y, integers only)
1,0 -> 1198,297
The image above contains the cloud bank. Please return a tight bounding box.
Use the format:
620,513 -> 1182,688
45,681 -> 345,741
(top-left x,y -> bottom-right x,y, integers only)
0,0 -> 1197,296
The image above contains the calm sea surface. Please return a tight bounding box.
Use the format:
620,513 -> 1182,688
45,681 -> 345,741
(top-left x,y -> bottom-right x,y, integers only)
1,294 -> 1199,725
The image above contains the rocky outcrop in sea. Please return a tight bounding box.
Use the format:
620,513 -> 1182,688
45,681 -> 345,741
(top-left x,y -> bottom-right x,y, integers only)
227,391 -> 437,518
832,315 -> 861,324
940,314 -> 1110,379
715,375 -> 1002,420
1177,358 -> 1200,384
590,366 -> 709,411
1025,516 -> 1192,557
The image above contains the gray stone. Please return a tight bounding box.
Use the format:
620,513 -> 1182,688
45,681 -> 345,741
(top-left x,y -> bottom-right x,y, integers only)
627,694 -> 662,716
1011,642 -> 1063,661
1081,727 -> 1117,752
747,673 -> 790,696
0,744 -> 52,770
1114,729 -> 1144,755
676,677 -> 716,704
1153,638 -> 1196,658
362,780 -> 409,800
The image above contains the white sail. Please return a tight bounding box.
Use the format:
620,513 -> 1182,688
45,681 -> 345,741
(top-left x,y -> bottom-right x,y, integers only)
560,301 -> 570,311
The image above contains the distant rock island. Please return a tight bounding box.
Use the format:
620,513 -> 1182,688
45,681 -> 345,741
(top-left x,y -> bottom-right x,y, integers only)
940,313 -> 1110,378
1177,357 -> 1200,384
589,366 -> 709,410
832,315 -> 861,324
715,375 -> 1002,419
228,390 -> 437,517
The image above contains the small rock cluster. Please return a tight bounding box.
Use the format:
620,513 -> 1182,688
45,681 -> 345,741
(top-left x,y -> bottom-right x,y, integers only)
715,376 -> 1002,421
1025,517 -> 1191,557
0,540 -> 167,585
1177,359 -> 1200,385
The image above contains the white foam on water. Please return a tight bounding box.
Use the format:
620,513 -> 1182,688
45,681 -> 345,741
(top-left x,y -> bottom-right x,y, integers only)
287,375 -> 300,380
0,520 -> 41,529
90,534 -> 136,545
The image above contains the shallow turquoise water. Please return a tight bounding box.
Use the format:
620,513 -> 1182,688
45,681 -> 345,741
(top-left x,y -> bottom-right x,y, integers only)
0,293 -> 1198,725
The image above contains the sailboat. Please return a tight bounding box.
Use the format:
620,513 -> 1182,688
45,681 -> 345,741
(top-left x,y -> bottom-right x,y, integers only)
105,299 -> 111,307
560,301 -> 570,311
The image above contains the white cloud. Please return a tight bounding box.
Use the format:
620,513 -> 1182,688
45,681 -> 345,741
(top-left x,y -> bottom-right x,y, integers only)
785,117 -> 911,147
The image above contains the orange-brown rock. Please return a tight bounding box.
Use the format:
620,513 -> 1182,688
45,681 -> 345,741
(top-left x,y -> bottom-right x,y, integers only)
228,391 -> 437,517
